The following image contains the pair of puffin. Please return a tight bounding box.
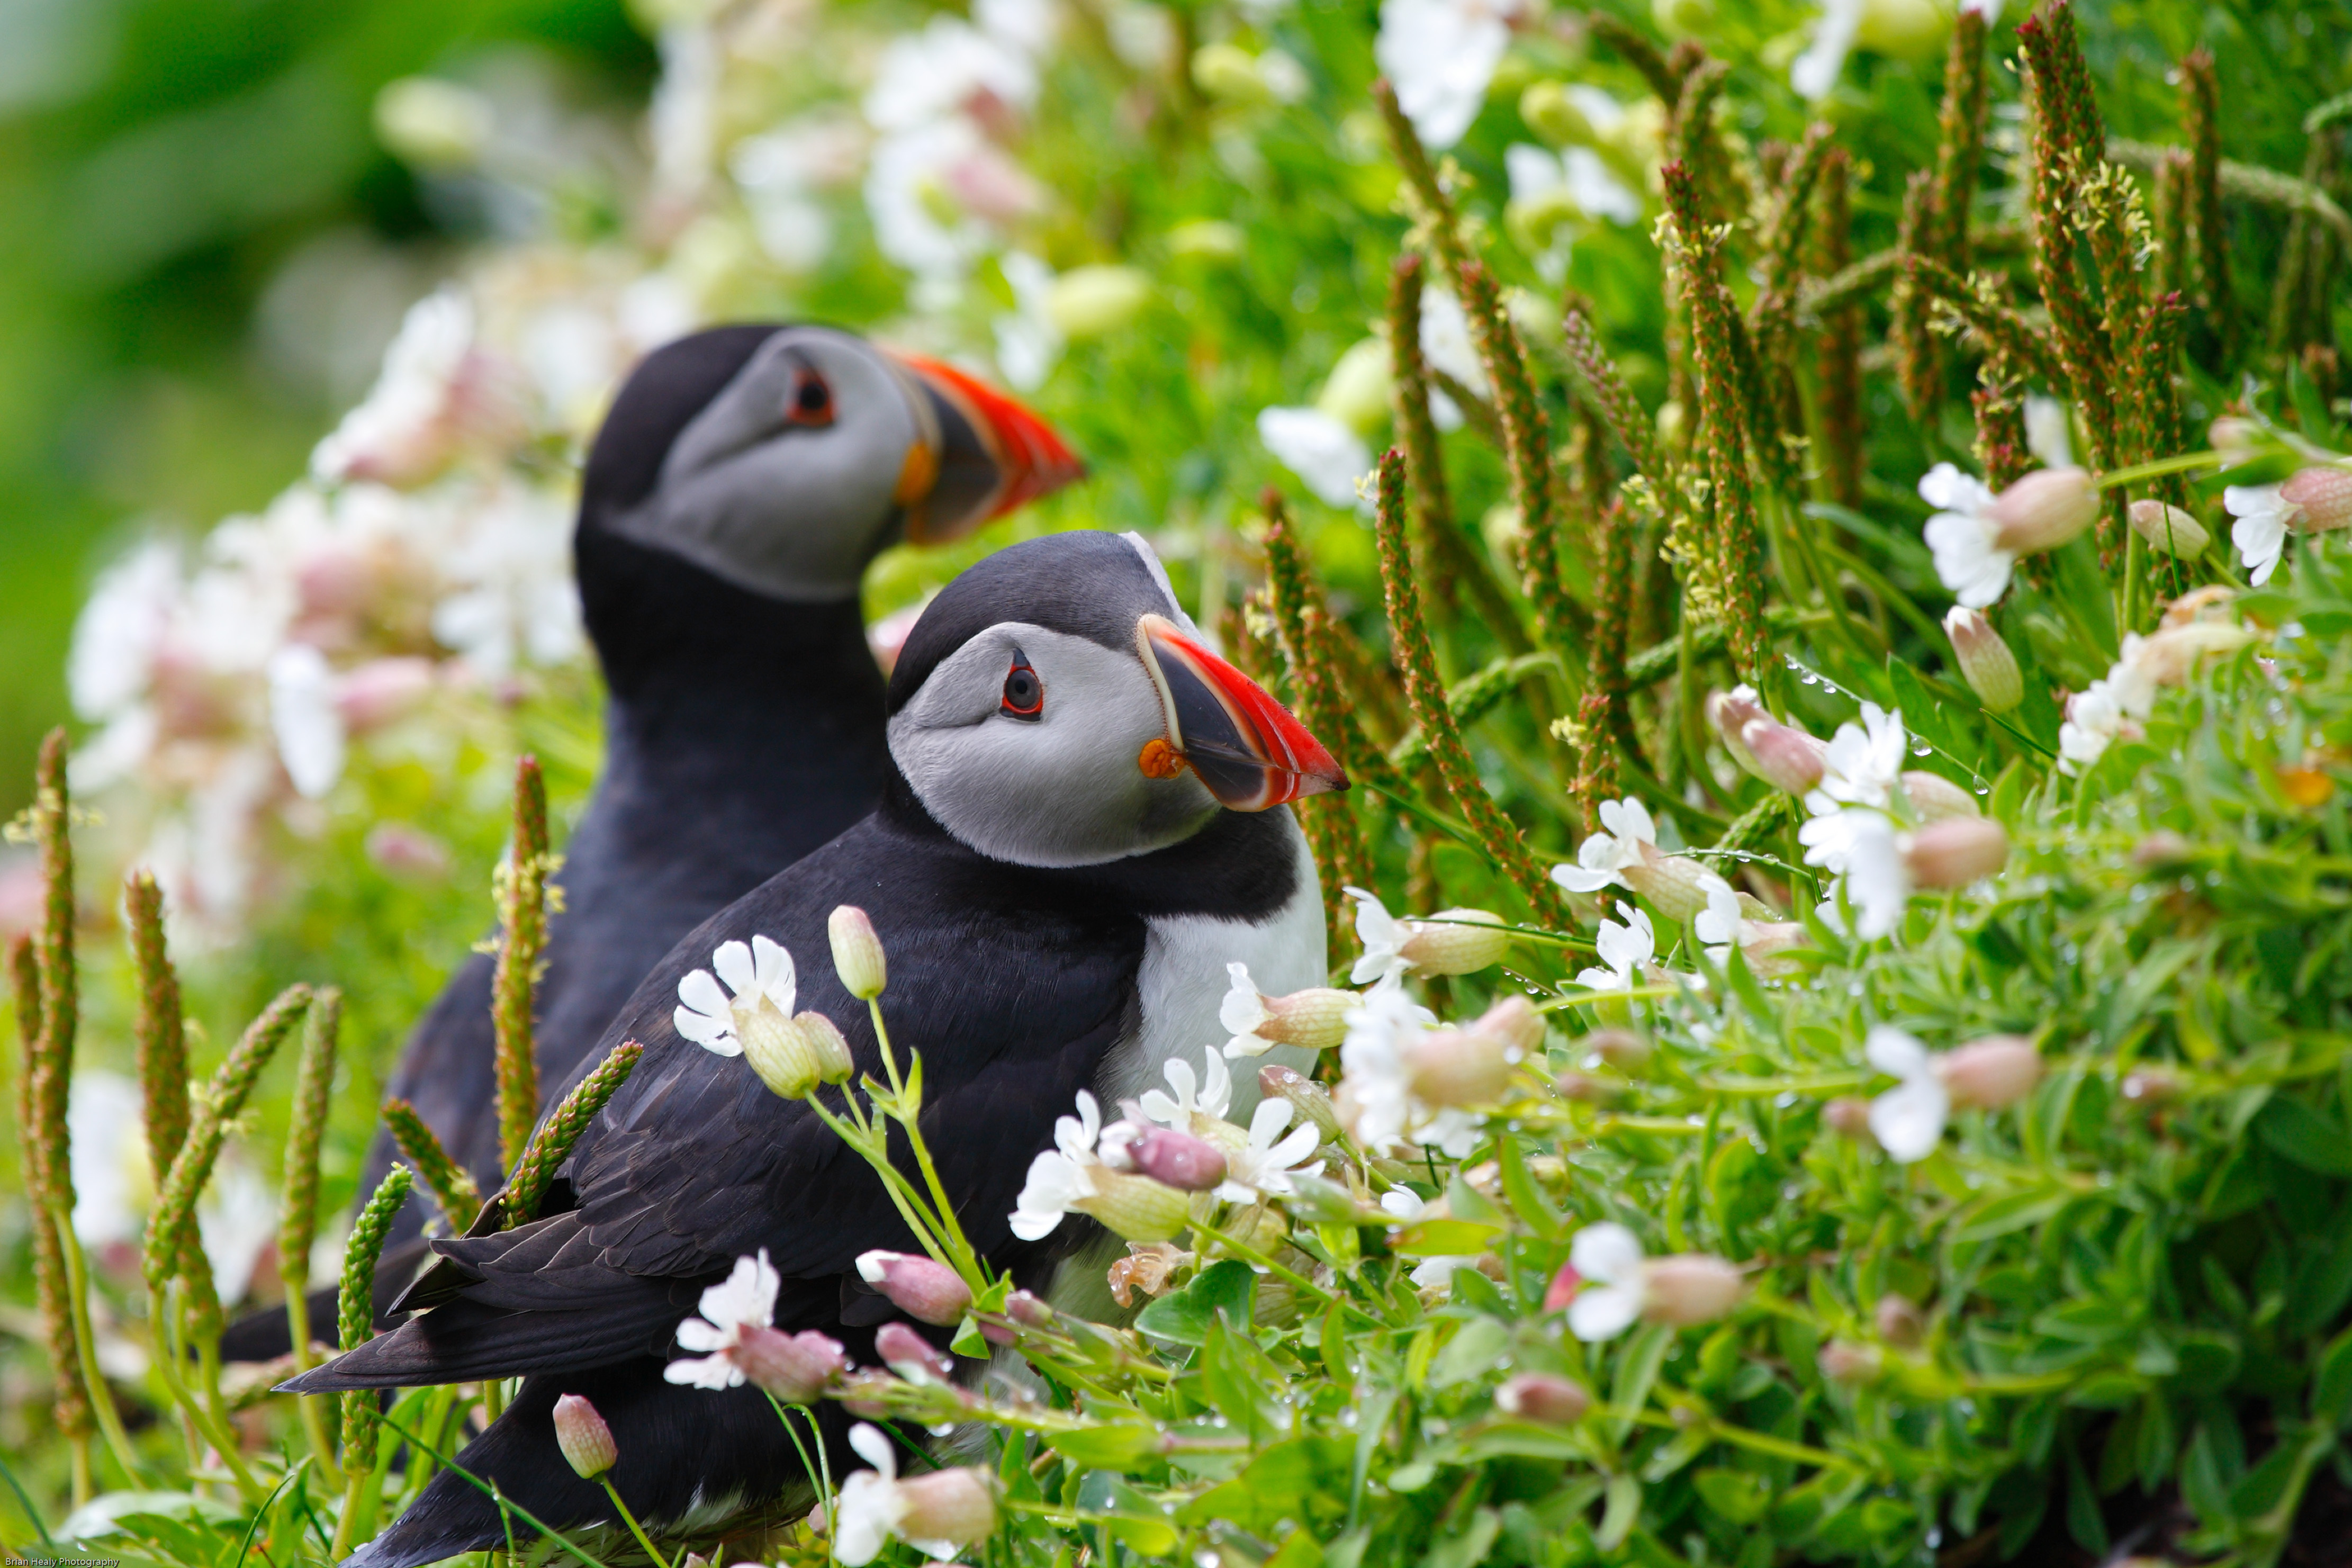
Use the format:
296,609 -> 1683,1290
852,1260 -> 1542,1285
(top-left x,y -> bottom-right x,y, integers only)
279,325 -> 1350,1568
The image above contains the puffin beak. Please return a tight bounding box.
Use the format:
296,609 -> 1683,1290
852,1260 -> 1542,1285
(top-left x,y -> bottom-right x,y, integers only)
884,350 -> 1086,544
1134,613 -> 1349,812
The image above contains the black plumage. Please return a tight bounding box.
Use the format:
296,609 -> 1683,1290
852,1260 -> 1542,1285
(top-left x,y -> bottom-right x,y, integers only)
285,534 -> 1311,1568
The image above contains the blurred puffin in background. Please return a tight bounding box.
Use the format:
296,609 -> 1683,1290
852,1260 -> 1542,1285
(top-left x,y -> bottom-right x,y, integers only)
226,324 -> 1080,1358
285,529 -> 1347,1567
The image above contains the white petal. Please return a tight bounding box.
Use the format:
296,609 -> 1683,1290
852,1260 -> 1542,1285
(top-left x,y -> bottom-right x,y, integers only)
1569,1221 -> 1644,1286
1219,963 -> 1270,1036
848,1422 -> 898,1477
1246,1096 -> 1294,1150
673,1316 -> 728,1353
1569,1281 -> 1644,1342
1263,1121 -> 1320,1169
1864,1025 -> 1932,1080
751,934 -> 796,1010
713,940 -> 757,999
1869,1077 -> 1950,1164
662,1351 -> 744,1389
679,969 -> 732,1021
1198,1052 -> 1233,1117
674,1006 -> 740,1052
698,1250 -> 779,1333
1138,1089 -> 1181,1126
1258,407 -> 1373,509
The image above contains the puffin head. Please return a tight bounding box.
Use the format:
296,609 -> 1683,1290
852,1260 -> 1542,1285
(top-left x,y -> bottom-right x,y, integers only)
578,323 -> 1082,605
884,532 -> 1347,868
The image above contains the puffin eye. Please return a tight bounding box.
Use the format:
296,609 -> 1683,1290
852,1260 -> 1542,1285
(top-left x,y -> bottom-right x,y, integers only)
785,370 -> 835,427
1000,655 -> 1043,720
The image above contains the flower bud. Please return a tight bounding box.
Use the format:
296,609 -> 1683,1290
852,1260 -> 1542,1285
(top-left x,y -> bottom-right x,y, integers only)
1494,1372 -> 1591,1423
1403,1028 -> 1513,1107
857,1251 -> 975,1327
835,1368 -> 899,1419
1076,1168 -> 1195,1243
2209,416 -> 2261,466
2283,465 -> 2352,533
1621,849 -> 1720,924
553,1393 -> 617,1479
742,1010 -> 855,1100
895,1468 -> 999,1546
1874,1293 -> 1924,1348
1988,466 -> 2099,553
828,906 -> 888,999
1942,607 -> 2023,712
1582,1028 -> 1652,1074
1707,687 -> 1769,774
875,1321 -> 953,1384
1824,1096 -> 1874,1140
1900,770 -> 1980,823
1639,1255 -> 1745,1326
1005,1290 -> 1053,1328
1743,718 -> 1828,796
1259,988 -> 1356,1050
336,656 -> 437,732
1540,1260 -> 1581,1312
1818,1340 -> 1883,1385
1398,909 -> 1512,975
1901,817 -> 2008,888
2131,831 -> 2193,868
1552,1071 -> 1621,1104
1938,1035 -> 2041,1109
1259,1065 -> 1341,1141
1473,995 -> 1544,1056
2120,1067 -> 2180,1105
734,1326 -> 848,1402
2127,499 -> 2210,557
1123,1128 -> 1229,1192
1044,267 -> 1152,339
1519,80 -> 1596,147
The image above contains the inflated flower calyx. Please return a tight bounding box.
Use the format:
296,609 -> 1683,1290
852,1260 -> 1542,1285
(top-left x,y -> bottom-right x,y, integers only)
1824,1097 -> 1874,1140
1641,1255 -> 1747,1326
893,1468 -> 1001,1547
1494,1372 -> 1591,1424
743,1008 -> 856,1100
1403,1027 -> 1513,1108
1743,717 -> 1828,795
1259,1065 -> 1342,1141
1706,686 -> 1769,774
1987,466 -> 2099,553
875,1320 -> 954,1384
1080,1167 -> 1195,1243
2282,465 -> 2352,533
1875,1293 -> 1925,1348
1582,1028 -> 1652,1074
828,905 -> 887,1000
1901,817 -> 2009,887
1942,607 -> 2024,713
1900,770 -> 1980,823
1046,267 -> 1153,339
1120,1127 -> 1229,1192
733,1326 -> 848,1403
856,1251 -> 974,1327
1819,1340 -> 1885,1385
553,1394 -> 618,1479
1620,850 -> 1723,924
1939,1035 -> 2042,1109
2127,499 -> 2211,557
1398,908 -> 1512,975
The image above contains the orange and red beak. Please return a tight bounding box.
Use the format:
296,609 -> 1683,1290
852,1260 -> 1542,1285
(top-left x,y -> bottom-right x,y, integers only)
886,350 -> 1086,544
1134,614 -> 1349,811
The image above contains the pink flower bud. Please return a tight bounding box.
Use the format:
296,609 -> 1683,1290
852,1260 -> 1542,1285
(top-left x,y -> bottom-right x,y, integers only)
1938,1035 -> 2041,1109
336,657 -> 437,732
734,1326 -> 848,1403
1824,1097 -> 1874,1140
1874,1293 -> 1924,1348
553,1393 -> 617,1478
2126,499 -> 2210,558
1900,770 -> 1980,823
1901,817 -> 2009,888
2209,416 -> 2261,466
1403,1027 -> 1512,1107
1818,1340 -> 1883,1385
1258,987 -> 1356,1049
857,1251 -> 975,1327
2130,830 -> 2193,868
1541,1260 -> 1581,1312
1005,1290 -> 1053,1327
1259,1065 -> 1341,1140
1472,995 -> 1545,1056
875,1321 -> 954,1383
2121,1067 -> 2180,1105
1988,466 -> 2098,553
835,1368 -> 899,1419
1942,607 -> 2023,712
1398,909 -> 1512,975
1707,687 -> 1769,773
1621,847 -> 1719,924
1640,1255 -> 1745,1326
1123,1128 -> 1229,1192
2282,465 -> 2352,533
1551,1071 -> 1621,1104
1742,718 -> 1827,795
828,905 -> 888,999
1494,1372 -> 1591,1424
895,1467 -> 999,1546
1582,1028 -> 1651,1073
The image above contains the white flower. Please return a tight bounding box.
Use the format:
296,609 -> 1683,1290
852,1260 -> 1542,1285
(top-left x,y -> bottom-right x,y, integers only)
1220,962 -> 1276,1057
1790,0 -> 1862,101
864,16 -> 1039,135
1565,1222 -> 1647,1341
834,1422 -> 954,1565
1504,144 -> 1643,226
1863,1026 -> 1948,1163
1798,809 -> 1909,941
311,290 -> 500,488
1010,1091 -> 1107,1240
994,251 -> 1063,392
1258,407 -> 1373,510
664,1251 -> 782,1389
1382,1189 -> 1477,1287
865,119 -> 1034,288
69,539 -> 181,722
2023,394 -> 2074,468
1805,702 -> 1907,815
1920,462 -> 2015,609
267,645 -> 345,800
1139,1051 -> 1235,1141
673,935 -> 797,1057
1373,0 -> 1520,151
1573,902 -> 1654,991
1346,886 -> 1409,984
1337,980 -> 1475,1156
2225,483 -> 2294,586
1416,284 -> 1490,418
1214,1099 -> 1322,1203
1551,796 -> 1656,895
1694,875 -> 1743,963
729,115 -> 864,271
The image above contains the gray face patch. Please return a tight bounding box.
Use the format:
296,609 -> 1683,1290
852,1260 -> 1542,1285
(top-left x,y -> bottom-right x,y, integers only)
888,621 -> 1220,868
603,327 -> 927,602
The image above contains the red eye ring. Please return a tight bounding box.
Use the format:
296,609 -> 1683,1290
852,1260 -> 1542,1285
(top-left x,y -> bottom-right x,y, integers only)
785,369 -> 835,427
1001,656 -> 1043,719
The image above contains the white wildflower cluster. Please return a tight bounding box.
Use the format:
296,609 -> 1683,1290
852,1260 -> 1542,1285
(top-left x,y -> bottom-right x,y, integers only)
2057,593 -> 2257,774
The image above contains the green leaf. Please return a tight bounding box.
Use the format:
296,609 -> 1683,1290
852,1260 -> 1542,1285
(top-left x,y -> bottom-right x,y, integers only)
1692,1468 -> 1768,1525
2255,1096 -> 2352,1176
1135,1258 -> 1256,1346
1607,1323 -> 1672,1443
1951,1184 -> 2078,1242
1076,1471 -> 1182,1554
1428,1317 -> 1511,1389
1595,1474 -> 1641,1551
2313,1326 -> 2352,1428
1391,1219 -> 1503,1257
1046,1425 -> 1162,1471
1496,1138 -> 1560,1242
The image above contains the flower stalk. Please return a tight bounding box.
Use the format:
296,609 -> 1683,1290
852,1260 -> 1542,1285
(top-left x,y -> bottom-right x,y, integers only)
336,1165 -> 418,1557
502,1040 -> 643,1227
385,1096 -> 482,1231
283,985 -> 346,1480
493,754 -> 557,1176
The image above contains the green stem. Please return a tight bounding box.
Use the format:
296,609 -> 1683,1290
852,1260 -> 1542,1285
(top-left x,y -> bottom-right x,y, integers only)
145,1282 -> 263,1497
48,1200 -> 144,1486
869,1002 -> 984,1284
282,1284 -> 343,1485
377,1414 -> 618,1568
765,1397 -> 836,1568
2093,449 -> 2220,491
599,1477 -> 671,1568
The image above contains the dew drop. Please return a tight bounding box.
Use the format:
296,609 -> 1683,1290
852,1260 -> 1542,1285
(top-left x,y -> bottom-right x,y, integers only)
1913,745 -> 1932,756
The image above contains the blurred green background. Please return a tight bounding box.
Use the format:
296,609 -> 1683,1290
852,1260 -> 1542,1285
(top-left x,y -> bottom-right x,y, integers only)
0,0 -> 654,818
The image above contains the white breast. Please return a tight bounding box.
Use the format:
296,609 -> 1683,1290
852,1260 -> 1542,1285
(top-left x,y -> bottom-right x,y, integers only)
1093,810 -> 1326,1119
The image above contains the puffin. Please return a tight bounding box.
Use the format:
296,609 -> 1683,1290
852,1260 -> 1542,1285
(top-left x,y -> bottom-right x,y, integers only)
284,530 -> 1346,1568
223,325 -> 1080,1360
